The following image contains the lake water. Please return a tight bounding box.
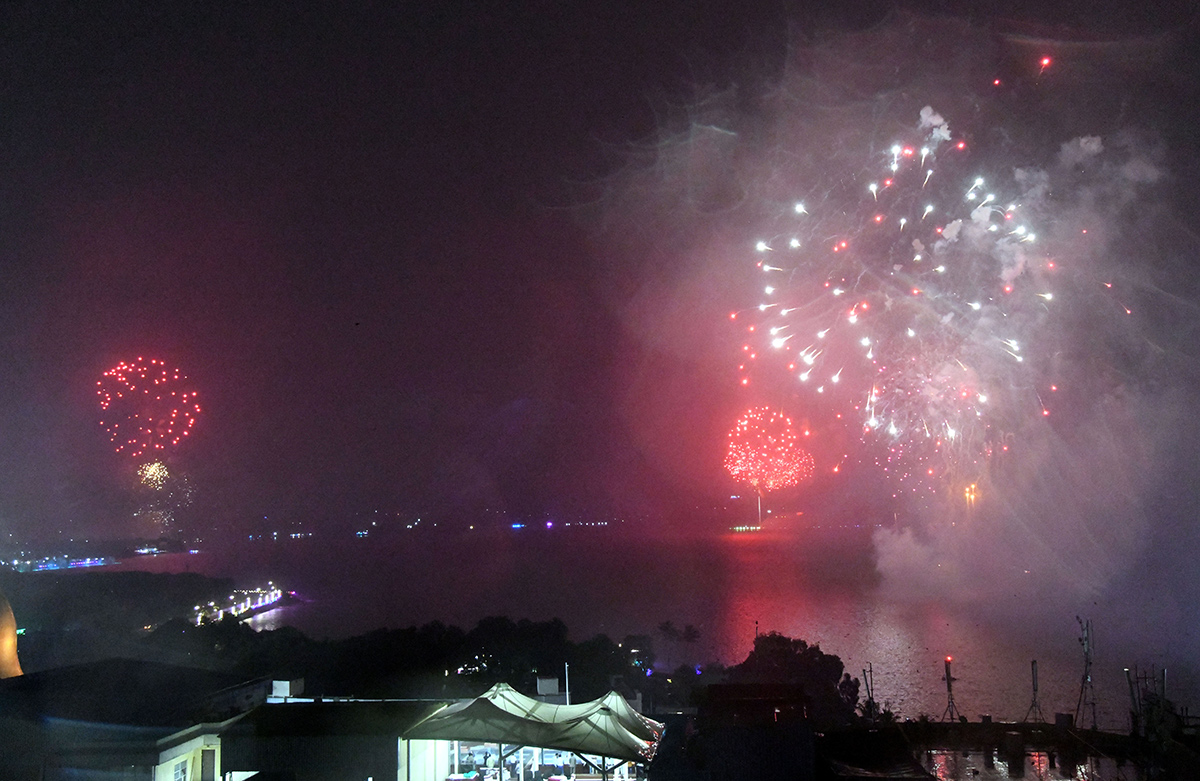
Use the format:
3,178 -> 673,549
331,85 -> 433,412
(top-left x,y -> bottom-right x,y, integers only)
144,525 -> 1198,731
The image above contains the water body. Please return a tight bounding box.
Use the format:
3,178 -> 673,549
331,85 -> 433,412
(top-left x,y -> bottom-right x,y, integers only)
159,526 -> 1196,731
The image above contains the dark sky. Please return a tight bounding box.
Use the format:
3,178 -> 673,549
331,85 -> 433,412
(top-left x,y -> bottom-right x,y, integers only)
1,1 -> 1198,542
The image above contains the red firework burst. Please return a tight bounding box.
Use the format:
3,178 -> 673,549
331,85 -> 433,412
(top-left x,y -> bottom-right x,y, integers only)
724,406 -> 814,493
96,357 -> 201,459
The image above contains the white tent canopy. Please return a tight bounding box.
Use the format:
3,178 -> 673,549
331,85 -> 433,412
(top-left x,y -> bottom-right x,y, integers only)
404,683 -> 664,763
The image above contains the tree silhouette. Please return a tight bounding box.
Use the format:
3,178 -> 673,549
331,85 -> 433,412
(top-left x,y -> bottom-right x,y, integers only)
726,631 -> 860,727
658,621 -> 682,668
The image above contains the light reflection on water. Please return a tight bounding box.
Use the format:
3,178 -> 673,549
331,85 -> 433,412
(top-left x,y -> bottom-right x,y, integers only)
922,749 -> 1141,780
243,604 -> 303,633
145,527 -> 1194,730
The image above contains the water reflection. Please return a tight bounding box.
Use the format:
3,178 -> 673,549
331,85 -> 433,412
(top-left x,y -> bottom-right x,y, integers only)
923,748 -> 1140,780
138,529 -> 1189,728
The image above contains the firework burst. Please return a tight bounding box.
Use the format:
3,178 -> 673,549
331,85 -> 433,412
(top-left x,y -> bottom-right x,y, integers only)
734,107 -> 1063,497
724,406 -> 815,493
97,357 -> 201,459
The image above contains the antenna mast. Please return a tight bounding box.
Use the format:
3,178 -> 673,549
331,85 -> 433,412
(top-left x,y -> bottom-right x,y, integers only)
1075,617 -> 1097,730
942,656 -> 962,722
1023,659 -> 1046,723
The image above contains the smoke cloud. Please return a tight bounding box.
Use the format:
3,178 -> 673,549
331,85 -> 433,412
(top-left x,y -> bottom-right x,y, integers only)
587,15 -> 1197,631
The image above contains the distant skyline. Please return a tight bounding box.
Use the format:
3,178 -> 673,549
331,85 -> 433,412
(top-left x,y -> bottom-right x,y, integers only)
1,1 -> 1198,549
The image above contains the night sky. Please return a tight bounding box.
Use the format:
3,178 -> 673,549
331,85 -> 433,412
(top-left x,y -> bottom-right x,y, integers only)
1,0 -> 1199,555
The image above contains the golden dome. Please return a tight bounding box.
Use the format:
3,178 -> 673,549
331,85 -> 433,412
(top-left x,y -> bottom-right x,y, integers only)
0,587 -> 22,678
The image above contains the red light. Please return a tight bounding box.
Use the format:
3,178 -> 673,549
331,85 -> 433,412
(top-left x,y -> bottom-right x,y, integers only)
874,214 -> 884,223
730,312 -> 738,319
911,288 -> 921,296
946,656 -> 953,663
1041,56 -> 1052,67
741,378 -> 749,386
993,78 -> 1001,86
1003,285 -> 1013,294
956,141 -> 966,150
902,147 -> 914,157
